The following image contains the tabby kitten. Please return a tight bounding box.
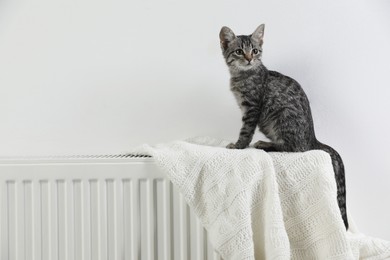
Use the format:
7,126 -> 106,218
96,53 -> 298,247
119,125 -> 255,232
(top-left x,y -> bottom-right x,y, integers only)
220,24 -> 348,229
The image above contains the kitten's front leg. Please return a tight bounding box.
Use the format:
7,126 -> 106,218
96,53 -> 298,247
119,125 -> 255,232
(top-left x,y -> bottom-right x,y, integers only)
227,108 -> 259,149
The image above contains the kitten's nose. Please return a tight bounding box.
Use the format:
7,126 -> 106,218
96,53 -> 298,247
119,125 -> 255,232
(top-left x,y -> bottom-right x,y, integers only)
244,53 -> 252,62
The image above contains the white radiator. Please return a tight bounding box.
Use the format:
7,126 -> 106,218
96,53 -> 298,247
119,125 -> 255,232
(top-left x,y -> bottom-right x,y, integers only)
0,155 -> 222,260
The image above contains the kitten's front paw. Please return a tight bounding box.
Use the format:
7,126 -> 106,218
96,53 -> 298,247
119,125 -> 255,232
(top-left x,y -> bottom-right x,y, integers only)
226,142 -> 247,149
226,143 -> 237,149
253,140 -> 276,151
253,140 -> 271,149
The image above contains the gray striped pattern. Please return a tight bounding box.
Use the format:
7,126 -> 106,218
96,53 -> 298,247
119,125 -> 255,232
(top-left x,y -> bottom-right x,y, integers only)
219,25 -> 348,229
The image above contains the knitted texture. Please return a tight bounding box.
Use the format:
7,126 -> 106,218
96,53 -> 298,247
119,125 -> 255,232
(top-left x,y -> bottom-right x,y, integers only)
134,137 -> 390,260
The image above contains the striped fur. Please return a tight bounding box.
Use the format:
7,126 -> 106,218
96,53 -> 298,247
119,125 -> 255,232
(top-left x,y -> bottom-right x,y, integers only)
220,25 -> 348,229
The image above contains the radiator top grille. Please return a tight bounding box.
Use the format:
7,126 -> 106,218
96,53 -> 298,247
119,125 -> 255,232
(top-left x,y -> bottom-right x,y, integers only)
0,153 -> 152,161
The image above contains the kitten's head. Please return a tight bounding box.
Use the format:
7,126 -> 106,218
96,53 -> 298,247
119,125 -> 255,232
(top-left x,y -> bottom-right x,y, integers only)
219,24 -> 265,71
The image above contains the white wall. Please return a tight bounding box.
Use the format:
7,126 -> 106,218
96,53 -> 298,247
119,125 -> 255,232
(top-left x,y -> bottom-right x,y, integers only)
1,0 -> 389,239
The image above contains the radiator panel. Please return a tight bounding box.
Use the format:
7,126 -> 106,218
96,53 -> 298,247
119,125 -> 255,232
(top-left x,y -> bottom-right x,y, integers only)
0,157 -> 222,260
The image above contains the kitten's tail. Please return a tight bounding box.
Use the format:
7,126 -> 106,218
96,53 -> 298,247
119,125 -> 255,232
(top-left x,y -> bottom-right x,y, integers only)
315,141 -> 348,230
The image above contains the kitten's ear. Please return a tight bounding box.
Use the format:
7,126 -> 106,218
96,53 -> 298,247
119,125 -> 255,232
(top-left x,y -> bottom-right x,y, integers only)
219,26 -> 236,50
251,24 -> 265,46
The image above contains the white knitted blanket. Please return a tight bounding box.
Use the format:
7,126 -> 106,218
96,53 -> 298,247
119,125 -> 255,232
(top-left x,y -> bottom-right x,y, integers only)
134,137 -> 390,260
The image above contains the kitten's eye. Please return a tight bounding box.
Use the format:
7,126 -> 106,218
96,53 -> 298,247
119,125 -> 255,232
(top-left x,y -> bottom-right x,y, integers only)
235,49 -> 243,55
252,48 -> 259,54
